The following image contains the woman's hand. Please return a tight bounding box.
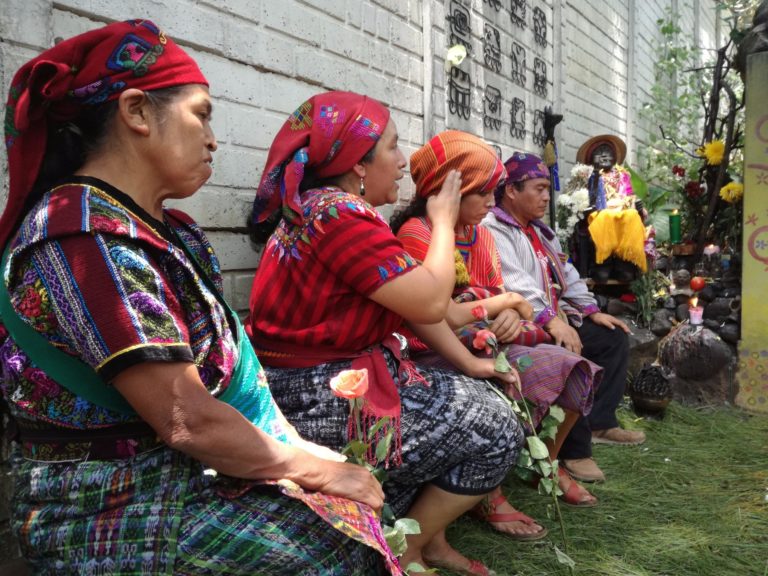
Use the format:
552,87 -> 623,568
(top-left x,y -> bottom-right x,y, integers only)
370,172 -> 462,323
489,308 -> 522,343
426,169 -> 462,228
465,357 -> 521,390
303,459 -> 386,512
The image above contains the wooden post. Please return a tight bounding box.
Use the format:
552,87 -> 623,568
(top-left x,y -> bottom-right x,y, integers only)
735,50 -> 768,413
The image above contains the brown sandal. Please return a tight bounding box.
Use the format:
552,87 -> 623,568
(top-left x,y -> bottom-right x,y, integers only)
470,493 -> 548,541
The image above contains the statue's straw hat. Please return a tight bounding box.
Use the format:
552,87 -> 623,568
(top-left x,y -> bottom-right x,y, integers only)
576,134 -> 627,165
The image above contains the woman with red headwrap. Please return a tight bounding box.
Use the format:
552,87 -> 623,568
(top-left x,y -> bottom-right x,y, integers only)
248,93 -> 524,576
0,21 -> 400,575
391,131 -> 602,513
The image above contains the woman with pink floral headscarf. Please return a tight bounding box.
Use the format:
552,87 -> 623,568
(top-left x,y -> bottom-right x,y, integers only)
248,92 -> 526,576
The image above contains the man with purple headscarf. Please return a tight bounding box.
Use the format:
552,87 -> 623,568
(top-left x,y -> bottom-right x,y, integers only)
483,152 -> 645,484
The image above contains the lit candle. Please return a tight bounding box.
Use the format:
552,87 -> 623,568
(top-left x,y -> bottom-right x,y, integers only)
689,297 -> 703,325
669,209 -> 682,244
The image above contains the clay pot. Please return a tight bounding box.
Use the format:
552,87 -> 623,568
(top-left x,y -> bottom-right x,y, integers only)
630,364 -> 672,417
631,394 -> 671,415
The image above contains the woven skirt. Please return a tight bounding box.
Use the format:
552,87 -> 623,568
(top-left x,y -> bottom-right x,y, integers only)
265,350 -> 524,516
11,446 -> 381,575
416,342 -> 603,429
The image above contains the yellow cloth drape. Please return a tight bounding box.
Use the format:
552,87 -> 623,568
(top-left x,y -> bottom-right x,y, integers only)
587,209 -> 647,272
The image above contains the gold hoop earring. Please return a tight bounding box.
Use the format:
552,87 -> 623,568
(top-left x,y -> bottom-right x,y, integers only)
359,178 -> 366,196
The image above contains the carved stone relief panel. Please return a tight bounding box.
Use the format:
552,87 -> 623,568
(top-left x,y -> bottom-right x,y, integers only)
483,23 -> 502,72
510,41 -> 526,88
484,85 -> 502,130
533,6 -> 546,47
510,97 -> 526,140
449,67 -> 472,120
447,1 -> 473,55
510,0 -> 526,29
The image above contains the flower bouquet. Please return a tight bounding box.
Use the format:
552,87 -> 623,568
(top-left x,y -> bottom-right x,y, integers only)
469,305 -> 573,566
329,369 -> 424,571
556,163 -> 593,249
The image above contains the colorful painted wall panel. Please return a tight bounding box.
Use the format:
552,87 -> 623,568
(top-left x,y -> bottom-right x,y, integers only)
736,51 -> 768,413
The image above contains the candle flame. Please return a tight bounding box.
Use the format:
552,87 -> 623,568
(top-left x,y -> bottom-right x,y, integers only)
690,297 -> 698,307
672,209 -> 679,215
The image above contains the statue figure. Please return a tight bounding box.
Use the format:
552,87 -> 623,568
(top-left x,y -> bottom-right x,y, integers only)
568,135 -> 648,281
578,135 -> 636,211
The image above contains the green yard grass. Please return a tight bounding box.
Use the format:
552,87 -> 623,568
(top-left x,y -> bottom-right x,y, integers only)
443,402 -> 768,576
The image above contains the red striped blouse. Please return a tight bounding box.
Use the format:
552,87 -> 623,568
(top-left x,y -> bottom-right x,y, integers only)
247,188 -> 418,359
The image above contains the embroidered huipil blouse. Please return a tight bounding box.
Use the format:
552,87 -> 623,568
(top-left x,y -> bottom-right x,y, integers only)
247,187 -> 418,357
0,177 -> 238,432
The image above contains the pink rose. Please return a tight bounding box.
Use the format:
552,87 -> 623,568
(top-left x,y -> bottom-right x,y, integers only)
471,306 -> 489,322
329,369 -> 369,399
472,329 -> 497,354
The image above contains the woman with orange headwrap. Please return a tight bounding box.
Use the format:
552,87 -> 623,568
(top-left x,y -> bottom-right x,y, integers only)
391,131 -> 603,515
248,93 -> 525,576
0,20 -> 400,574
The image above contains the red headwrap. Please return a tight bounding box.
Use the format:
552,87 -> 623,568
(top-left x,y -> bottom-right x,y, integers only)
252,91 -> 390,226
410,130 -> 506,198
1,19 -> 208,250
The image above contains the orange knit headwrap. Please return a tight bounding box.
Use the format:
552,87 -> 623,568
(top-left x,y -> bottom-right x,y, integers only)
410,130 -> 506,197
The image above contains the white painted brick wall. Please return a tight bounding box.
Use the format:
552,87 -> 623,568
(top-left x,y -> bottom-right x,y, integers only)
0,0 -> 721,313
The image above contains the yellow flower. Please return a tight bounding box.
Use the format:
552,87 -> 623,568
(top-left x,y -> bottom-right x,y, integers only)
699,140 -> 725,166
719,182 -> 743,203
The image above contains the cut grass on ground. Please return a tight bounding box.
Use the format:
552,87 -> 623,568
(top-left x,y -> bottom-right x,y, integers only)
443,401 -> 768,576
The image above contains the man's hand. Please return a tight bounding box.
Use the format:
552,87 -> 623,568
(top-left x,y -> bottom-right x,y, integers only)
545,315 -> 583,354
588,311 -> 632,334
489,309 -> 522,343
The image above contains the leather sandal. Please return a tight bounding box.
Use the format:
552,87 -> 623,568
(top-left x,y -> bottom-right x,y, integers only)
557,467 -> 598,508
470,493 -> 548,541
